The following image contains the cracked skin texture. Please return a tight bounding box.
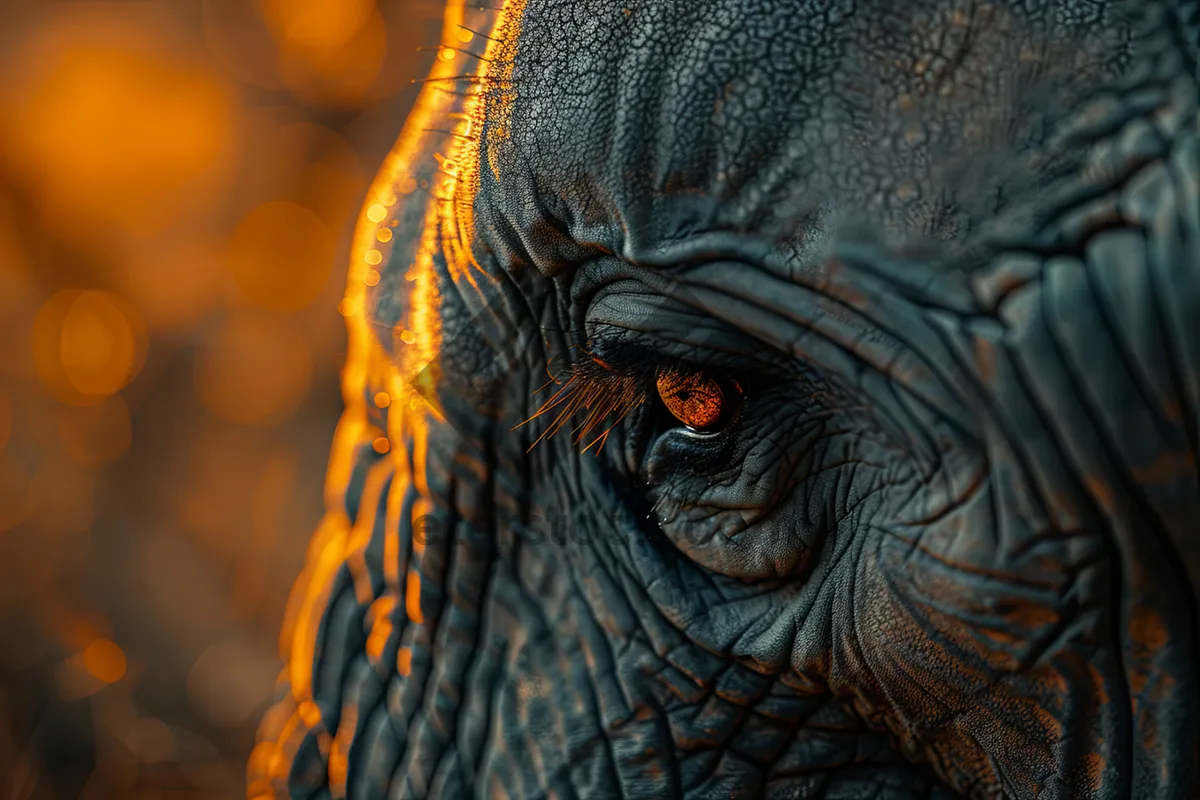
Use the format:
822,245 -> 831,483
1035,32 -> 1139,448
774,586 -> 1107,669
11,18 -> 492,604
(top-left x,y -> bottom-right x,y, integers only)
248,0 -> 1200,797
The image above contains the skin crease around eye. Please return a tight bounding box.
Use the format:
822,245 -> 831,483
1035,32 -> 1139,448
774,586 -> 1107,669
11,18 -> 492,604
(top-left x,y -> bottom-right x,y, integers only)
654,367 -> 735,431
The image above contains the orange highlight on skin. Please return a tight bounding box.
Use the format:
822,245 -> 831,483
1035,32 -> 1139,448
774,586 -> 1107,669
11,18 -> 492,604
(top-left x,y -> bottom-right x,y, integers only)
406,569 -> 424,624
251,0 -> 525,790
327,704 -> 356,792
298,699 -> 323,729
397,646 -> 413,677
365,594 -> 396,662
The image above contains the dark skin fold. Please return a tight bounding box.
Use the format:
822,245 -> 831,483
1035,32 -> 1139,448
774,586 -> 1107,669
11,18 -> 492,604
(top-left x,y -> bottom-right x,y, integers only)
249,0 -> 1200,797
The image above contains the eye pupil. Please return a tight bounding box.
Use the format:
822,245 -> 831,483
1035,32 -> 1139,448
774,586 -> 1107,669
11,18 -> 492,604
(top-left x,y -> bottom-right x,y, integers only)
655,367 -> 737,431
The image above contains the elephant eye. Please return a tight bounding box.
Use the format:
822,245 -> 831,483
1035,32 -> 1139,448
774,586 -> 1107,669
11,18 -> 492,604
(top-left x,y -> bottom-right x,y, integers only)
655,366 -> 740,432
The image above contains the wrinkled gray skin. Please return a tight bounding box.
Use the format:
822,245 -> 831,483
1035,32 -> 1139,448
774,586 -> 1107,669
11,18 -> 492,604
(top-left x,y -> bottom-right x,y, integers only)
254,0 -> 1200,797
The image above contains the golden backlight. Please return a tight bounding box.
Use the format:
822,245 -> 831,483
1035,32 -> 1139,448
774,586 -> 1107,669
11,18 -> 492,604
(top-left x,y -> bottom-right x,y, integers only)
0,1 -> 434,796
247,0 -> 528,795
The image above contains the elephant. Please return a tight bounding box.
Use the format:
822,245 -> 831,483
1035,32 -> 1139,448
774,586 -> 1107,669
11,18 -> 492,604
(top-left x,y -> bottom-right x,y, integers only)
247,0 -> 1200,797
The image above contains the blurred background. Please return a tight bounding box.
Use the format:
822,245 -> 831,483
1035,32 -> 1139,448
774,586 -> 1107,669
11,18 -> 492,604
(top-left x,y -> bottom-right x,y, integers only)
0,1 -> 438,796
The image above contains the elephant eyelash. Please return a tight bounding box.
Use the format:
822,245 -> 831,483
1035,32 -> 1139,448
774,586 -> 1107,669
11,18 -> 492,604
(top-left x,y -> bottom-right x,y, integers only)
516,354 -> 647,455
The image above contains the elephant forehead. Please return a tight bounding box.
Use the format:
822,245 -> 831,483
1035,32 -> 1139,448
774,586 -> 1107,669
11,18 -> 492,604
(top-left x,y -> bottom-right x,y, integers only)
482,0 -> 856,247
474,0 -> 1130,259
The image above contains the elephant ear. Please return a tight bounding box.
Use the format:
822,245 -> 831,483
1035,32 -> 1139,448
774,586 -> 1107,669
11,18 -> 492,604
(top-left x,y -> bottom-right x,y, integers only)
246,2 -> 525,795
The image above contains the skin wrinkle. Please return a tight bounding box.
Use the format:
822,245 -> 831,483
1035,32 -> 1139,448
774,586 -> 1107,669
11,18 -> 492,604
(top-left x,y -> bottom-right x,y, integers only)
1156,167 -> 1200,560
594,535 -> 693,669
681,258 -> 978,414
931,319 -> 1063,530
399,477 -> 456,748
1083,228 -> 1187,455
676,278 -> 977,459
1038,252 -> 1195,792
564,584 -> 635,800
1139,157 -> 1200,423
994,305 -> 1137,795
439,491 -> 500,785
1054,255 -> 1177,519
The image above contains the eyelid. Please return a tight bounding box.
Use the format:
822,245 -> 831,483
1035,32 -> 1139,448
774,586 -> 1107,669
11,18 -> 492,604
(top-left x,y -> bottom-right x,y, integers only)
583,335 -> 665,379
585,327 -> 757,392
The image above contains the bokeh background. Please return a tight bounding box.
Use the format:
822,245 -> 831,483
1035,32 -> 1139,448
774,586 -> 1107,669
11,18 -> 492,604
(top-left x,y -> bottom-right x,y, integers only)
0,1 -> 438,796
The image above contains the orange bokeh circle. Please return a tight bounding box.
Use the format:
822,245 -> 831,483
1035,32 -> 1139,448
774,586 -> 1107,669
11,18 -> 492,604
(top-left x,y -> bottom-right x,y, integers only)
32,290 -> 148,405
227,201 -> 334,312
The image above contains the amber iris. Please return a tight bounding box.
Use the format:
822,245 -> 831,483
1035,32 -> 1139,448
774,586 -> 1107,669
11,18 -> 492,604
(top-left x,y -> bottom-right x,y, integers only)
655,367 -> 732,431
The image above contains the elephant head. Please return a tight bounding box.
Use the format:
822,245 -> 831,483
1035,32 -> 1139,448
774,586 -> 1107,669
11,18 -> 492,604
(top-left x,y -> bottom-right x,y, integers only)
248,0 -> 1200,797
